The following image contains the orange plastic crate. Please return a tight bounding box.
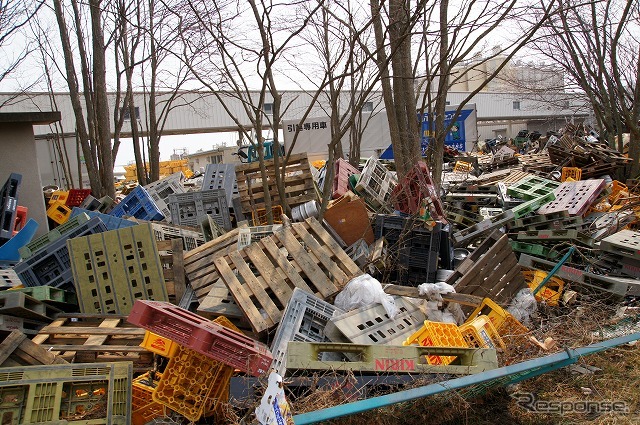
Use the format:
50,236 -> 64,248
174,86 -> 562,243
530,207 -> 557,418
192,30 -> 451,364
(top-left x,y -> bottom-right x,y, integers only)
561,167 -> 581,182
467,298 -> 529,346
522,270 -> 564,306
46,202 -> 72,225
140,331 -> 179,358
251,205 -> 284,226
132,371 -> 166,425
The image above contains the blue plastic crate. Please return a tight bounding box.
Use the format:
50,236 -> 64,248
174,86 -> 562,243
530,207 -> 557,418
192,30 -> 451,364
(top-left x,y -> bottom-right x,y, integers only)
110,186 -> 164,221
0,173 -> 22,242
14,217 -> 107,291
70,207 -> 138,231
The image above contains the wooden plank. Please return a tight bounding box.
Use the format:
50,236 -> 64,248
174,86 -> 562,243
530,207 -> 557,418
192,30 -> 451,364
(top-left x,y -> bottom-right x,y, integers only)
213,255 -> 270,332
274,227 -> 336,296
228,250 -> 282,324
42,345 -> 148,352
382,285 -> 483,307
454,238 -> 511,289
36,327 -> 145,336
244,243 -> 293,306
306,218 -> 361,276
170,238 -> 187,303
0,331 -> 27,365
260,237 -> 314,294
290,223 -> 348,286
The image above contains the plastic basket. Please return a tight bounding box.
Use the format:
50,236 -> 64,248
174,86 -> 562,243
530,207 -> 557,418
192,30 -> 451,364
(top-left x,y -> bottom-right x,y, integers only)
140,331 -> 179,358
467,298 -> 529,346
522,270 -> 564,306
459,315 -> 505,350
403,320 -> 467,365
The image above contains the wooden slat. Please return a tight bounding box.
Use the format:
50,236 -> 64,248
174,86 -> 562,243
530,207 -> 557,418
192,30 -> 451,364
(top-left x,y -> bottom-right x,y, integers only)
245,243 -> 293,306
170,238 -> 187,303
260,237 -> 314,294
306,218 -> 361,276
214,255 -> 270,331
383,285 -> 483,307
291,223 -> 348,284
36,327 -> 145,336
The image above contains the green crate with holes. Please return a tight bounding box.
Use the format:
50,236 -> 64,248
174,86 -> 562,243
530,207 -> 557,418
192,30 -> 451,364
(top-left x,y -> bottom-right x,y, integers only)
0,362 -> 131,424
67,223 -> 169,315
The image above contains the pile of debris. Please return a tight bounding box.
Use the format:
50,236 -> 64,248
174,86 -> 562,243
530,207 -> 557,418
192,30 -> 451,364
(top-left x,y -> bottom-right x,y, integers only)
0,123 -> 638,424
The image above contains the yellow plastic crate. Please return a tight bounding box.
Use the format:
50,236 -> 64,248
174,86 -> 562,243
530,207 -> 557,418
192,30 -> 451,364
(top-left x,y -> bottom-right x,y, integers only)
132,371 -> 166,425
561,167 -> 582,182
403,320 -> 468,365
459,315 -> 506,350
467,298 -> 529,346
47,202 -> 72,225
48,190 -> 69,206
522,270 -> 564,306
454,161 -> 473,172
140,331 -> 179,358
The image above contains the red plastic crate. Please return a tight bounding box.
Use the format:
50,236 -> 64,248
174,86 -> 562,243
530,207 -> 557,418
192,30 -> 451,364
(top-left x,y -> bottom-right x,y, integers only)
13,206 -> 27,235
127,300 -> 273,376
391,161 -> 446,221
332,158 -> 360,199
66,188 -> 92,207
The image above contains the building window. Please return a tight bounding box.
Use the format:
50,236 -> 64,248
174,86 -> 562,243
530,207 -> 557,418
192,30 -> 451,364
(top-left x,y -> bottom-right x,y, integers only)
445,101 -> 451,106
363,101 -> 373,112
513,101 -> 521,110
122,106 -> 140,121
264,103 -> 274,115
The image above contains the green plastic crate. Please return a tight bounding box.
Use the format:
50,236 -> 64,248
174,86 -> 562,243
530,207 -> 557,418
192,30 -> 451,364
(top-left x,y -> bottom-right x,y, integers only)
11,286 -> 78,307
18,213 -> 91,259
67,223 -> 169,315
0,362 -> 131,424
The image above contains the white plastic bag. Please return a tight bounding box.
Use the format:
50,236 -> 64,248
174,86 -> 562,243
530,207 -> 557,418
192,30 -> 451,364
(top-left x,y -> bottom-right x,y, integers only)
508,288 -> 538,325
417,282 -> 465,324
334,274 -> 398,319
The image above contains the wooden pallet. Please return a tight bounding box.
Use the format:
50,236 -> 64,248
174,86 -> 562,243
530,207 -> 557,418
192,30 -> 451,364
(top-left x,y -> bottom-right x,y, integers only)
235,152 -> 318,216
214,218 -> 361,334
31,314 -> 152,370
184,228 -> 243,302
446,231 -> 526,311
0,330 -> 68,367
157,239 -> 187,305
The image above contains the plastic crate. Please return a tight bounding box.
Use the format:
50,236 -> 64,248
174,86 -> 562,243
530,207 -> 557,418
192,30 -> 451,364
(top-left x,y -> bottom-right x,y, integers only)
355,157 -> 397,210
332,158 -> 360,199
0,268 -> 21,288
110,186 -> 164,221
403,320 -> 467,365
522,270 -> 564,306
79,194 -> 102,211
47,201 -> 73,225
250,205 -> 283,226
561,167 -> 582,182
48,190 -> 69,205
68,223 -> 169,315
326,296 -> 425,346
459,316 -> 505,350
140,331 -> 179,358
14,217 -> 108,291
19,212 -> 91,259
467,298 -> 530,346
70,207 -> 138,231
127,300 -> 273,377
237,224 -> 282,250
0,362 -> 131,424
269,288 -> 342,376
168,189 -> 231,230
12,286 -> 78,306
66,189 -> 93,207
143,172 -> 186,222
132,371 -> 166,425
202,164 -> 238,205
391,162 -> 445,221
12,205 -> 27,236
153,343 -> 233,422
149,222 -> 205,252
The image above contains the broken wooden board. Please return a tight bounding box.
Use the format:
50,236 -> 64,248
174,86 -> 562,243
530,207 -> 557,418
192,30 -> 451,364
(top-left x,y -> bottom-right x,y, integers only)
0,330 -> 68,367
214,218 -> 361,334
446,231 -> 526,309
31,313 -> 152,371
383,284 -> 483,308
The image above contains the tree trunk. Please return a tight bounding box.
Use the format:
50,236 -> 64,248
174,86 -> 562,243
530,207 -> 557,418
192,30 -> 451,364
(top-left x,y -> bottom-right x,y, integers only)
432,0 -> 449,187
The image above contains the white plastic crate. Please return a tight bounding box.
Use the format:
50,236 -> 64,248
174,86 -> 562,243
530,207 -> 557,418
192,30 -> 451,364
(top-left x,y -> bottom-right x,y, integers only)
144,172 -> 186,222
237,225 -> 283,250
149,222 -> 206,251
325,296 -> 425,346
270,288 -> 343,376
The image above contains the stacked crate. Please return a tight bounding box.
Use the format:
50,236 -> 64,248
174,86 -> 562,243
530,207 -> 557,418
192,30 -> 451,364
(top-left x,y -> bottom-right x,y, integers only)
143,172 -> 186,222
354,157 -> 397,211
110,186 -> 164,221
168,189 -> 231,231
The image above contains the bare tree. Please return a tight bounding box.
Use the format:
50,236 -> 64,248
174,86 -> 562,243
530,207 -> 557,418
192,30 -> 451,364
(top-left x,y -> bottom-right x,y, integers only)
534,0 -> 640,175
0,0 -> 44,103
